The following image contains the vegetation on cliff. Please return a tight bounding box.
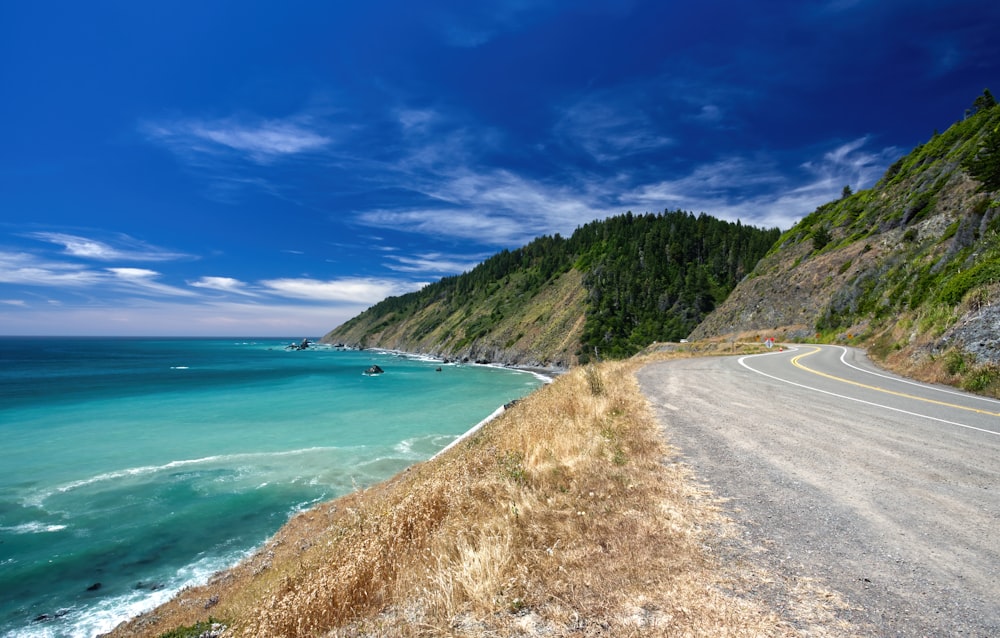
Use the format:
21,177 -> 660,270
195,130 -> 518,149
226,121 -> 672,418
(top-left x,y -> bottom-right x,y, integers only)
106,347 -> 840,638
323,211 -> 780,365
693,90 -> 1000,393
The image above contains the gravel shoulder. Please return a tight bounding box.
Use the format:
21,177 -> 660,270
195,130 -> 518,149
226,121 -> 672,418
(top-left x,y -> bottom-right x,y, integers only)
637,355 -> 1000,637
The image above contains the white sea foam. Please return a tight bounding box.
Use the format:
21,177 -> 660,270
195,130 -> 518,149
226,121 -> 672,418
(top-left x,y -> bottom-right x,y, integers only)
17,550 -> 255,638
24,447 -> 351,507
369,348 -> 444,364
394,438 -> 414,455
0,522 -> 67,534
431,405 -> 507,460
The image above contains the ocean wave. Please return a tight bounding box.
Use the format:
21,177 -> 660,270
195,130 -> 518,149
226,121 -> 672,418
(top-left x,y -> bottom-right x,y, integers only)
0,522 -> 67,534
393,434 -> 460,457
5,551 -> 253,638
24,446 -> 356,507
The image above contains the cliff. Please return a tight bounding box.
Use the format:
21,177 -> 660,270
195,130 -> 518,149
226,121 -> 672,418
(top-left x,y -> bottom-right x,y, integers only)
692,94 -> 1000,388
322,211 -> 780,366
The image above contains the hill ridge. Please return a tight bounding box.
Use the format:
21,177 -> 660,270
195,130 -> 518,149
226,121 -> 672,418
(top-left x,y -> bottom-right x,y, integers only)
322,211 -> 780,366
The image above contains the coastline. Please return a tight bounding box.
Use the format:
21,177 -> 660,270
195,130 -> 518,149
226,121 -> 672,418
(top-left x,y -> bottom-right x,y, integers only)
431,404 -> 507,460
365,346 -> 567,382
5,341 -> 547,638
103,355 -> 795,638
95,348 -> 554,637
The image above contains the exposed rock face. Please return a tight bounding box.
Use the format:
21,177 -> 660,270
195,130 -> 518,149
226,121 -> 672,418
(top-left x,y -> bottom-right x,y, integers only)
322,269 -> 586,370
364,365 -> 384,375
693,104 -> 1000,372
938,293 -> 1000,363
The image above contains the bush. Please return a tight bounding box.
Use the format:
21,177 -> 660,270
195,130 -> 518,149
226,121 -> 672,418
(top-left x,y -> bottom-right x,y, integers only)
963,364 -> 1000,393
812,225 -> 833,251
937,258 -> 1000,305
945,350 -> 968,376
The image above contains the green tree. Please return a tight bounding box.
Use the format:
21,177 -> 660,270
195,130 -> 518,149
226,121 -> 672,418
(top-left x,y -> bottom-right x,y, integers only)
964,124 -> 1000,193
812,225 -> 832,251
972,88 -> 997,115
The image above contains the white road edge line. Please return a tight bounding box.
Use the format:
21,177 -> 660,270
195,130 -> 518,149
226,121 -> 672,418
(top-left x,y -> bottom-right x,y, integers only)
834,345 -> 1000,406
738,351 -> 1000,438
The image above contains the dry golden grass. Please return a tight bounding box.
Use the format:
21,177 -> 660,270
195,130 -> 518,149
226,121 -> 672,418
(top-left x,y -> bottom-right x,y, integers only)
104,351 -> 801,638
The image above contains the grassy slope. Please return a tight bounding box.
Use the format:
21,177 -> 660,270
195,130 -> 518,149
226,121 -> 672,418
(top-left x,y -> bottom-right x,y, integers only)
104,100 -> 1000,638
324,268 -> 588,368
692,104 -> 1000,394
105,346 -> 860,638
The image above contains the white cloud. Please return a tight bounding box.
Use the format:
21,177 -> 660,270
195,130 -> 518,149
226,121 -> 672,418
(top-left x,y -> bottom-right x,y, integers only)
693,104 -> 724,124
260,277 -> 425,303
396,108 -> 437,132
1,299 -> 27,306
554,98 -> 674,162
804,136 -> 900,192
0,251 -> 105,287
143,115 -> 331,164
0,299 -> 359,337
384,252 -> 486,274
25,232 -> 190,262
624,138 -> 900,229
189,276 -> 259,296
358,165 -> 610,244
107,268 -> 199,297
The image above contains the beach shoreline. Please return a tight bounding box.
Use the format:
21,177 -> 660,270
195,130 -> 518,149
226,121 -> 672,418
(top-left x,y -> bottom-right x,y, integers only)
5,340 -> 547,638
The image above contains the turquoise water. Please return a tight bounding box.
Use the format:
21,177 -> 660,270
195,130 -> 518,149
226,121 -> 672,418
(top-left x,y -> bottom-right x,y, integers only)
0,338 -> 543,637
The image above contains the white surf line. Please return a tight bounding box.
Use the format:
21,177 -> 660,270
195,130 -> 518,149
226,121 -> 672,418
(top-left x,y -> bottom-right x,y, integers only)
431,404 -> 507,460
738,352 -> 1000,438
834,345 -> 1000,406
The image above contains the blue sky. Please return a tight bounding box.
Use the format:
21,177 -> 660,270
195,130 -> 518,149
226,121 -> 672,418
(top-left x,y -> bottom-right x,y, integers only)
2,0 -> 999,336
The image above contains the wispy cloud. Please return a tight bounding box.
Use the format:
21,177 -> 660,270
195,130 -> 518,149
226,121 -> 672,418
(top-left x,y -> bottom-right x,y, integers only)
383,252 -> 487,274
0,299 -> 364,337
554,97 -> 674,162
625,137 -> 900,228
188,276 -> 259,296
800,136 -> 901,196
0,251 -> 105,287
107,268 -> 199,297
357,176 -> 606,245
260,277 -> 426,303
26,232 -> 191,262
143,114 -> 332,165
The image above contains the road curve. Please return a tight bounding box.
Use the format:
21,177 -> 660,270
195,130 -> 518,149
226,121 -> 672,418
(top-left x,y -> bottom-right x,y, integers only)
637,345 -> 1000,637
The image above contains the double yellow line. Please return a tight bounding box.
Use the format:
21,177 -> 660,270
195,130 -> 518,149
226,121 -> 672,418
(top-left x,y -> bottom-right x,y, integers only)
790,347 -> 1000,418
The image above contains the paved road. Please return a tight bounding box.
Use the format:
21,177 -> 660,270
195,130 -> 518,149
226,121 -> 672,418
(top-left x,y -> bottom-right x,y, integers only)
637,345 -> 1000,637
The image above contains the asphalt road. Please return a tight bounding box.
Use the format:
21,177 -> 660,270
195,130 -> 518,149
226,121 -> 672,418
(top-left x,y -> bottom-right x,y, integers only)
637,345 -> 1000,637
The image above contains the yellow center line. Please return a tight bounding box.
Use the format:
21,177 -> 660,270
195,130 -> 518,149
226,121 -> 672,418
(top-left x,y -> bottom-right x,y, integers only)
791,347 -> 1000,418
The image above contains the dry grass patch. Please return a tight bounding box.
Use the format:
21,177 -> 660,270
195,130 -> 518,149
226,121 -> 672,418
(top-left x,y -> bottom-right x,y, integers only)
104,356 -> 792,638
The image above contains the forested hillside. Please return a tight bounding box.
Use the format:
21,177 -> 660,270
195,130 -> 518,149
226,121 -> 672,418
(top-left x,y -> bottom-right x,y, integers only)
322,211 -> 780,365
693,90 -> 1000,391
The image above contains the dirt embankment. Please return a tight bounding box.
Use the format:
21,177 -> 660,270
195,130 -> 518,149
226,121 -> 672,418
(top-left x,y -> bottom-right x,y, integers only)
104,350 -> 827,638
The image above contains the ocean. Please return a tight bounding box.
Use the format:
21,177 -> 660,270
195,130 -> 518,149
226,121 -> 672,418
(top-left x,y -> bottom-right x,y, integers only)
0,337 -> 544,638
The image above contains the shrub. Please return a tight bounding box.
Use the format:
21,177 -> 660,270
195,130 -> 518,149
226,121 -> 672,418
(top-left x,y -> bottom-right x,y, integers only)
812,225 -> 833,251
963,365 -> 1000,393
937,258 -> 1000,305
945,350 -> 968,376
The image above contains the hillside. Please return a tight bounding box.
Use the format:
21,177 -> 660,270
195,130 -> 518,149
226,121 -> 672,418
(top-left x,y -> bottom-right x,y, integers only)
322,211 -> 780,366
104,349 -> 831,638
692,91 -> 1000,392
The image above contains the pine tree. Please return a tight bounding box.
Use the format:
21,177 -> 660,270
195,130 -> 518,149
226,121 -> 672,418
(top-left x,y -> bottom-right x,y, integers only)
964,123 -> 1000,193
